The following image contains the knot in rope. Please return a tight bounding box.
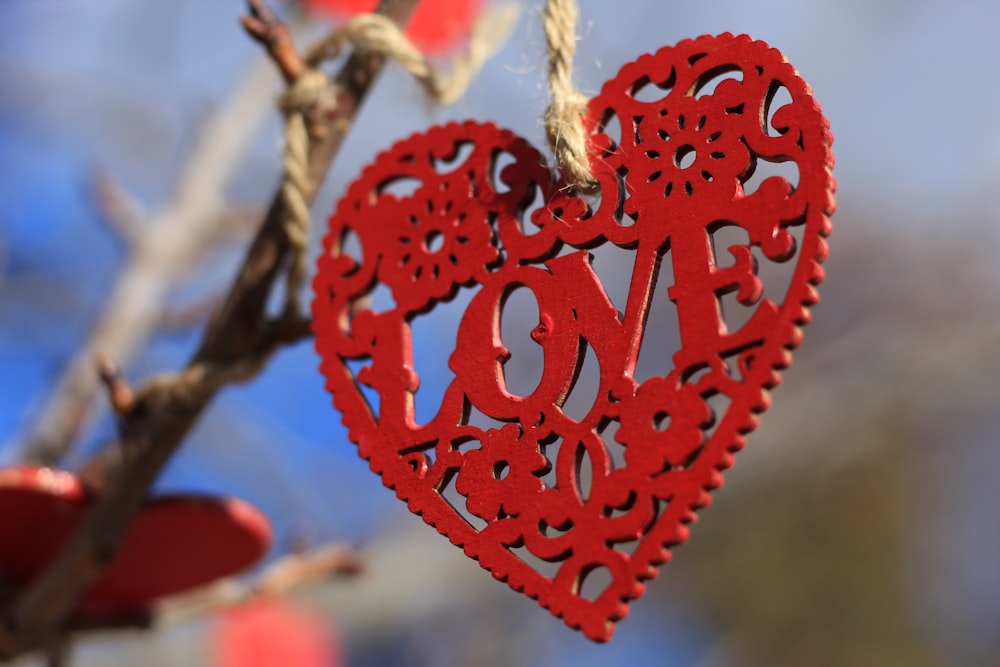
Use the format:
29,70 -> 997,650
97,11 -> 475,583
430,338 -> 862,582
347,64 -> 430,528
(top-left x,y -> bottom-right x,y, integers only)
276,4 -> 519,316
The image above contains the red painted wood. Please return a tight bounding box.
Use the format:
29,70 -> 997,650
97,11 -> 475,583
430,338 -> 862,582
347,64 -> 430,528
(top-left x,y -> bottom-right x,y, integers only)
312,33 -> 835,641
83,495 -> 272,612
0,467 -> 88,582
0,467 -> 272,615
304,0 -> 482,54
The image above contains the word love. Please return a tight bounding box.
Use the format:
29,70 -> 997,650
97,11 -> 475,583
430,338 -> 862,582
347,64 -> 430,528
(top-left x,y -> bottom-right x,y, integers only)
313,33 -> 834,641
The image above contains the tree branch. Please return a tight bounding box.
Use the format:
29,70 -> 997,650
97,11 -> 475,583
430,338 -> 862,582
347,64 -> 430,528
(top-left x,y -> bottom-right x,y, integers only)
0,0 -> 419,659
90,170 -> 147,245
241,0 -> 306,84
156,544 -> 363,626
16,54 -> 281,467
96,354 -> 135,420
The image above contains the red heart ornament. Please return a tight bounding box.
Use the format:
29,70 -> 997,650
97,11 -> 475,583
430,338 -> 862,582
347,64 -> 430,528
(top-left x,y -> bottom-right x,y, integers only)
313,33 -> 834,641
0,467 -> 272,617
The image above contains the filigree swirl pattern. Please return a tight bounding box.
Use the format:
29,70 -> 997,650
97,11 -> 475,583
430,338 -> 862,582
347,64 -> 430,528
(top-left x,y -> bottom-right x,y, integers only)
312,33 -> 835,642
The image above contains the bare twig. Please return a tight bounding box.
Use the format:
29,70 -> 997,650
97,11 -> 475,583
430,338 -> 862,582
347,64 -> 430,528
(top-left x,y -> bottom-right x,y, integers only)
75,445 -> 124,498
212,206 -> 269,239
21,544 -> 360,643
96,354 -> 134,419
254,544 -> 363,596
15,55 -> 282,467
91,170 -> 147,244
162,207 -> 268,291
157,544 -> 363,626
158,294 -> 227,332
241,0 -> 305,84
0,1 -> 418,659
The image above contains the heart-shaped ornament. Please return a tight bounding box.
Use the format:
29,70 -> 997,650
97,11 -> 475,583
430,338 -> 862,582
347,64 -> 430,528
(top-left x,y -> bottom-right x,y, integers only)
313,33 -> 834,641
0,467 -> 272,619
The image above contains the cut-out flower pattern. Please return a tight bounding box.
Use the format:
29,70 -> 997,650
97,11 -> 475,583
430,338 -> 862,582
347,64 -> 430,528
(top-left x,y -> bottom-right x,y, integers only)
312,33 -> 835,641
616,377 -> 715,473
626,104 -> 751,206
379,180 -> 498,314
455,424 -> 550,521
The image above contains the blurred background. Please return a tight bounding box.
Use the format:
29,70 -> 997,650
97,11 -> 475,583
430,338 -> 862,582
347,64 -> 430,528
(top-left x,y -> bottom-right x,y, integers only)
1,0 -> 998,665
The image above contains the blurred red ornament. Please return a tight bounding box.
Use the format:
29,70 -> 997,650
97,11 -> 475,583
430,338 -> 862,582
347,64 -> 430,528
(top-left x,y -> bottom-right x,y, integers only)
303,0 -> 482,53
312,34 -> 835,641
213,598 -> 341,667
0,466 -> 272,617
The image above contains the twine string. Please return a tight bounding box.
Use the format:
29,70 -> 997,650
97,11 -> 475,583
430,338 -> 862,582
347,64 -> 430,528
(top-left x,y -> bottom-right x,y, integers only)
125,7 -> 527,427
277,4 -> 520,315
543,0 -> 596,191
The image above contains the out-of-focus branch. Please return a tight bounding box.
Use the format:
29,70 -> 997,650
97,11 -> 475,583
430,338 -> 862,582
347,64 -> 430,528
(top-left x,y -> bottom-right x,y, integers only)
0,1 -> 418,660
23,544 -> 362,648
241,0 -> 306,84
157,544 -> 363,626
212,206 -> 269,240
158,294 -> 227,332
91,170 -> 147,245
96,354 -> 135,420
16,53 -> 282,467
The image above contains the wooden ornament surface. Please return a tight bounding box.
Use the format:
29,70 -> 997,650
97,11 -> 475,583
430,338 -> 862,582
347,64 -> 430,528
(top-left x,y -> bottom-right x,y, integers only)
0,466 -> 88,583
0,467 -> 272,614
312,33 -> 835,641
83,494 -> 272,611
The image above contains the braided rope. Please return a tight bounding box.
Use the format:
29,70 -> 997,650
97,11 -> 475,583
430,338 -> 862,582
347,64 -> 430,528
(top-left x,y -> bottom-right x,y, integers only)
543,0 -> 596,191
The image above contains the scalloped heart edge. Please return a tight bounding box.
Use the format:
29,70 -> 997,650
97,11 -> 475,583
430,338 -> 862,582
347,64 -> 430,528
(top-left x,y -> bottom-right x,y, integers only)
314,31 -> 836,642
